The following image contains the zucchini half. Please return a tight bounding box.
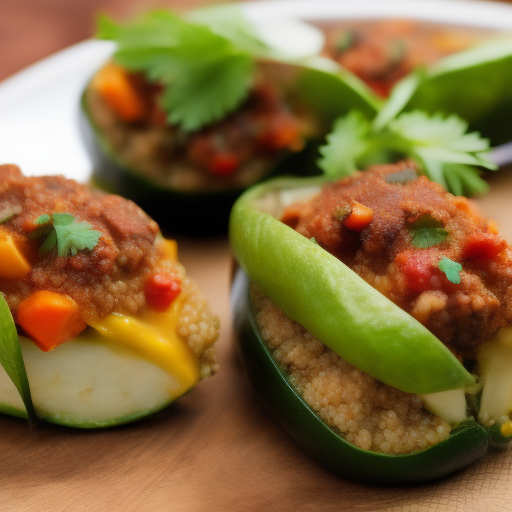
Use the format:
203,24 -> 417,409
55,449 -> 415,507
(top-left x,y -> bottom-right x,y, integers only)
0,333 -> 190,428
232,270 -> 489,484
80,60 -> 380,236
229,177 -> 512,483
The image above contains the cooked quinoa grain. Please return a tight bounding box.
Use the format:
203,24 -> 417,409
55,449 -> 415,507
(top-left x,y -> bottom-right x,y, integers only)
253,287 -> 451,454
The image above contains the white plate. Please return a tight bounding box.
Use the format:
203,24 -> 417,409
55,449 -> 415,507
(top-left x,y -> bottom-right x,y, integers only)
1,0 -> 512,181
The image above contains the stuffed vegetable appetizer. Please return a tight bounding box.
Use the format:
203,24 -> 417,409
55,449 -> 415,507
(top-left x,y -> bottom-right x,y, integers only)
81,8 -> 379,235
323,19 -> 512,145
0,164 -> 219,427
230,162 -> 512,483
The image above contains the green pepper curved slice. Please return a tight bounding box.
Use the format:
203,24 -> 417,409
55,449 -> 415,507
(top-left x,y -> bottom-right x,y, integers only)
232,270 -> 489,484
229,176 -> 474,395
378,38 -> 512,145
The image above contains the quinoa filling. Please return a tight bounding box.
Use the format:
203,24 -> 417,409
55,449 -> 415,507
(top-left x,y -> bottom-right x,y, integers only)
253,287 -> 450,455
85,65 -> 313,192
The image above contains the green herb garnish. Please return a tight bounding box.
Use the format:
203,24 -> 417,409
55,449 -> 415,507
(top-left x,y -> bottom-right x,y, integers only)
318,109 -> 496,196
98,8 -> 269,132
0,293 -> 38,425
438,257 -> 462,284
33,213 -> 102,257
409,218 -> 448,249
0,205 -> 22,224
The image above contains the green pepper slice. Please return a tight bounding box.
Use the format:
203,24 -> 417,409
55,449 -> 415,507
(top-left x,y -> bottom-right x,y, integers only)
81,61 -> 379,236
376,38 -> 512,145
232,270 -> 489,484
229,176 -> 474,395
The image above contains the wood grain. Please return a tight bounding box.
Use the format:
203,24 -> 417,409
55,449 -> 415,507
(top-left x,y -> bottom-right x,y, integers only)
2,1 -> 512,510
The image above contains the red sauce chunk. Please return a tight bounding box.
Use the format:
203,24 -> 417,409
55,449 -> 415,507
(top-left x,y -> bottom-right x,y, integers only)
281,162 -> 512,351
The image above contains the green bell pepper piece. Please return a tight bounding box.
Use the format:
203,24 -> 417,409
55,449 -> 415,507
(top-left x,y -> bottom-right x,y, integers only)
376,38 -> 512,145
229,176 -> 474,395
232,269 -> 489,484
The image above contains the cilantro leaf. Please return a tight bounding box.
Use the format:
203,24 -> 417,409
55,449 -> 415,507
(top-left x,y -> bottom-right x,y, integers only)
32,214 -> 102,257
317,109 -> 496,197
438,257 -> 462,284
161,51 -> 253,131
98,10 -> 262,131
409,218 -> 448,249
388,112 -> 496,170
317,111 -> 372,177
187,5 -> 269,56
34,214 -> 50,226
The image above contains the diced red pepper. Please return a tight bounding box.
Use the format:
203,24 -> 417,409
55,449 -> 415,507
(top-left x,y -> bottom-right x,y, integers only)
144,274 -> 181,312
395,250 -> 435,293
462,232 -> 506,260
207,152 -> 240,176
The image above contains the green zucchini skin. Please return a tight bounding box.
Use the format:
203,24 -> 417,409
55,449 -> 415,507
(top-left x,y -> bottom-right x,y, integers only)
80,93 -> 319,237
232,270 -> 489,484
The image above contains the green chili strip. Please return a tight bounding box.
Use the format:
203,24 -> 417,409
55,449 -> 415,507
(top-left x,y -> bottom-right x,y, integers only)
229,176 -> 475,395
0,294 -> 38,424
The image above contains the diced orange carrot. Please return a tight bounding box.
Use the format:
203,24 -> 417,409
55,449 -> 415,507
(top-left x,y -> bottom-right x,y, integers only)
343,201 -> 374,231
0,229 -> 31,279
92,63 -> 145,122
17,291 -> 86,351
257,115 -> 303,151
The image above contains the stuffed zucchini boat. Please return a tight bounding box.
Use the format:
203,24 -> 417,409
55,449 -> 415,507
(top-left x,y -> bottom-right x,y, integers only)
230,163 -> 512,483
322,18 -> 512,145
0,164 -> 219,427
80,8 -> 379,235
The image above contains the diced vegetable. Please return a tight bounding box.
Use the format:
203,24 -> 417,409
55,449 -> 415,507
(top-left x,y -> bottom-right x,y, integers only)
0,229 -> 31,279
144,274 -> 182,312
162,239 -> 178,262
257,115 -> 302,151
462,232 -> 506,260
342,201 -> 373,231
208,153 -> 240,176
91,63 -> 146,122
395,250 -> 435,293
17,291 -> 86,351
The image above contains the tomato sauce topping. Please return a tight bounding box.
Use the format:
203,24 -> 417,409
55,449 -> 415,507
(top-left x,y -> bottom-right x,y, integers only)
281,162 -> 512,350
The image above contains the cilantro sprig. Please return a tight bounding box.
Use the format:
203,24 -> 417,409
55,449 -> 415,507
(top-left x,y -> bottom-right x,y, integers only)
32,213 -> 102,257
438,257 -> 462,284
408,217 -> 448,249
318,109 -> 496,196
97,8 -> 270,132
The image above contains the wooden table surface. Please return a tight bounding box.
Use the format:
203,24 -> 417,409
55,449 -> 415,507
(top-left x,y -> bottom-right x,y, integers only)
2,1 -> 512,511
